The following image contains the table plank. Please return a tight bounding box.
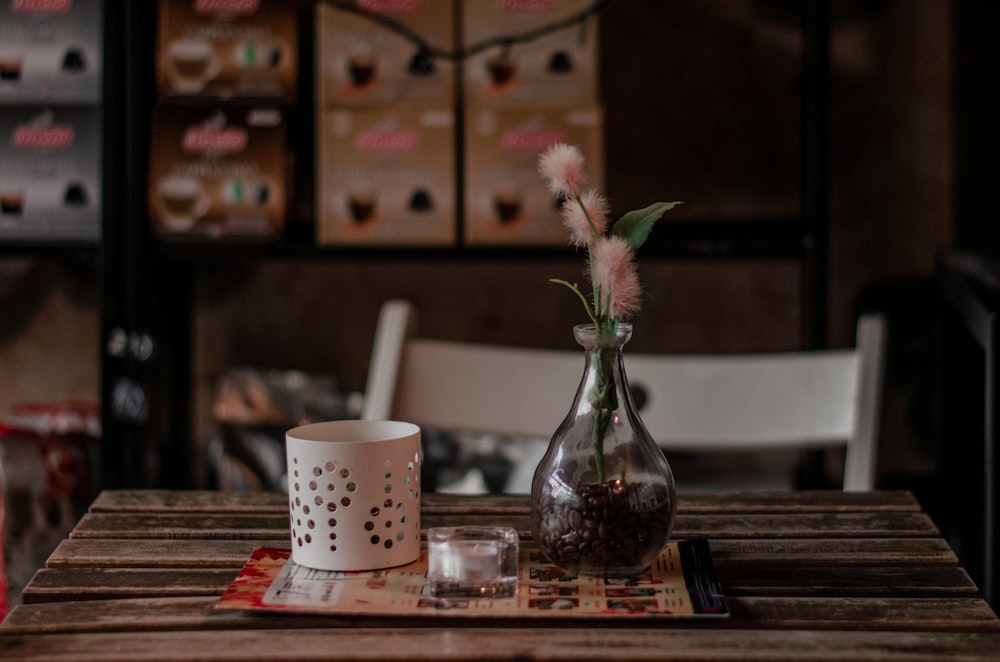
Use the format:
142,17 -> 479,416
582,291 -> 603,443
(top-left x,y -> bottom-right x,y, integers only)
70,513 -> 292,540
21,568 -> 241,604
44,539 -> 290,569
716,565 -> 981,597
3,595 -> 998,635
420,512 -> 940,539
2,628 -> 1000,662
42,537 -> 957,571
68,511 -> 940,541
88,489 -> 923,515
419,491 -> 925,515
88,490 -> 289,514
709,538 -> 959,567
20,564 -> 980,606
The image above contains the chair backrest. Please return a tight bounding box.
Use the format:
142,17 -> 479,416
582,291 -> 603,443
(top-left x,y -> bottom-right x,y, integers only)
362,299 -> 887,491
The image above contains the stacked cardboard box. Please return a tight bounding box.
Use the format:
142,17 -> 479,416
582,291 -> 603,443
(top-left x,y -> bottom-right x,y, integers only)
148,0 -> 299,240
462,0 -> 599,108
316,0 -> 455,109
315,0 -> 457,246
463,105 -> 603,245
0,0 -> 104,242
462,0 -> 603,246
148,106 -> 288,238
315,0 -> 602,247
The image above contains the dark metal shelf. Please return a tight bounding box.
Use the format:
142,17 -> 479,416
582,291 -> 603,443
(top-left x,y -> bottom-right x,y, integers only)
0,241 -> 101,255
936,251 -> 1000,608
149,218 -> 809,262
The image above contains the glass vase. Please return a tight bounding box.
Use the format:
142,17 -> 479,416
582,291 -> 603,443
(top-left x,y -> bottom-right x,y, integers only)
530,323 -> 677,577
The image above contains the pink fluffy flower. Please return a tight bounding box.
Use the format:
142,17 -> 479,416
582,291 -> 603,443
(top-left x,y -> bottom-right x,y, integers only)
538,143 -> 587,198
589,236 -> 642,320
561,189 -> 610,247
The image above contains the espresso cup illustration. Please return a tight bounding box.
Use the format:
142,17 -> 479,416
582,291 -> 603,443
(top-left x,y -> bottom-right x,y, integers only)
494,191 -> 522,224
64,182 -> 88,207
0,191 -> 24,216
158,175 -> 206,227
408,189 -> 433,212
348,54 -> 377,88
349,191 -> 377,224
487,54 -> 516,87
548,50 -> 574,74
62,48 -> 87,73
167,38 -> 217,91
262,44 -> 282,68
0,57 -> 22,83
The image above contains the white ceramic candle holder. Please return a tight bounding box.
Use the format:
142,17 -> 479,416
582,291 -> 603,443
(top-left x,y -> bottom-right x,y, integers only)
285,420 -> 421,571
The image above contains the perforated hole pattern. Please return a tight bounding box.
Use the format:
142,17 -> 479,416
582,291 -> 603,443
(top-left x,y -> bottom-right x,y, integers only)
288,451 -> 421,556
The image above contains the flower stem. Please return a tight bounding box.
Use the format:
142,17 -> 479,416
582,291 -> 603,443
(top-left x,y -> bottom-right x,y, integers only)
589,343 -> 618,485
549,279 -> 597,324
574,192 -> 600,239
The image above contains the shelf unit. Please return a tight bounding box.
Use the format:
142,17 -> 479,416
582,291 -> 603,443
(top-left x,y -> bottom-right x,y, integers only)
936,253 -> 999,608
0,1 -> 110,471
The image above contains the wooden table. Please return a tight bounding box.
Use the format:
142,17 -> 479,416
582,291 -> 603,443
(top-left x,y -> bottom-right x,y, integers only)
1,489 -> 999,660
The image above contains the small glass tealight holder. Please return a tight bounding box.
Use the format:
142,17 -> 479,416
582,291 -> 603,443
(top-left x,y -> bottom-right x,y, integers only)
427,526 -> 519,598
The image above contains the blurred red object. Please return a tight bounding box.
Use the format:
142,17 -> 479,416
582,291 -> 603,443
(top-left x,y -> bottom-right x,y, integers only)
0,401 -> 99,618
0,401 -> 99,501
0,401 -> 100,438
0,487 -> 7,622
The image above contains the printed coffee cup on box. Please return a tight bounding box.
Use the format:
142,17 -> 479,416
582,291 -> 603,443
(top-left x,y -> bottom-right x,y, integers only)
158,175 -> 208,229
487,54 -> 516,88
167,38 -> 219,92
62,48 -> 87,73
494,191 -> 522,224
548,50 -> 574,74
64,182 -> 88,207
0,57 -> 22,83
408,189 -> 433,212
1,191 -> 24,216
349,191 -> 377,224
348,53 -> 377,88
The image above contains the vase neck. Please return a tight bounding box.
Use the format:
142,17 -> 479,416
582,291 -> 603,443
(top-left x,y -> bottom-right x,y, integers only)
573,323 -> 632,351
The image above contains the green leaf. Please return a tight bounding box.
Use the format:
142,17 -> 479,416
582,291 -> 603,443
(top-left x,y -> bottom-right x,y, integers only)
612,201 -> 682,250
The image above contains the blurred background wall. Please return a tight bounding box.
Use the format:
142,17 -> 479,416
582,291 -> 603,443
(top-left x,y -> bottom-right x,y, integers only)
0,1 -> 974,494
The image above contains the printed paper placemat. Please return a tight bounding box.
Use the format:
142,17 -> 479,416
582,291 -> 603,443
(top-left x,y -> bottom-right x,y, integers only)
216,539 -> 728,619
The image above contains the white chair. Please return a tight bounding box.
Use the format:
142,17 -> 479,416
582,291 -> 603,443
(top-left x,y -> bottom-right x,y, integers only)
362,299 -> 887,492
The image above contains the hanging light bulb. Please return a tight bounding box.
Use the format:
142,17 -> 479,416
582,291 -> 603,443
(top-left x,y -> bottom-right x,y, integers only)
407,48 -> 436,77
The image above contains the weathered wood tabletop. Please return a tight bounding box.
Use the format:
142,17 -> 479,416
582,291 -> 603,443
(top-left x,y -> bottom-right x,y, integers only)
1,489 -> 998,660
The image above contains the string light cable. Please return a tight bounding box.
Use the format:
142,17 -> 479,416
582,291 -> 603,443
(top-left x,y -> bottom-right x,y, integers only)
319,0 -> 608,75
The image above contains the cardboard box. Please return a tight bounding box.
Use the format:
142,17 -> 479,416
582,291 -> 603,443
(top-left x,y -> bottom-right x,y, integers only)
463,105 -> 603,246
316,108 -> 456,246
316,0 -> 455,108
0,106 -> 101,242
148,105 -> 288,239
0,0 -> 104,104
462,0 -> 599,107
157,0 -> 298,101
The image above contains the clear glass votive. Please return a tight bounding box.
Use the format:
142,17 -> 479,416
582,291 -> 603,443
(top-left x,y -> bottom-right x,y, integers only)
427,526 -> 519,598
